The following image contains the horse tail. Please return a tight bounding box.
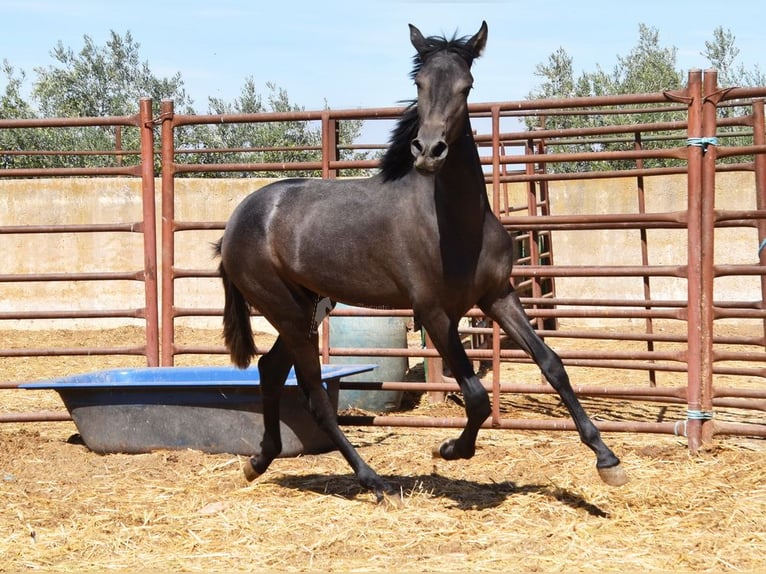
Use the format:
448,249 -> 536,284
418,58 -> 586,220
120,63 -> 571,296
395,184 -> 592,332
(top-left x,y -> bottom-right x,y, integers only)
214,239 -> 257,369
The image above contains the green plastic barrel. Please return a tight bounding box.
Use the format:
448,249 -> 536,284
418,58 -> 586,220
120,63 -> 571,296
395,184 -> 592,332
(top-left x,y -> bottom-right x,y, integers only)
329,304 -> 408,412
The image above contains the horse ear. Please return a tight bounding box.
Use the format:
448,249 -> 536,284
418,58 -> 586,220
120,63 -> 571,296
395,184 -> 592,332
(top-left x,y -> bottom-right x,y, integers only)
409,24 -> 428,55
469,21 -> 488,57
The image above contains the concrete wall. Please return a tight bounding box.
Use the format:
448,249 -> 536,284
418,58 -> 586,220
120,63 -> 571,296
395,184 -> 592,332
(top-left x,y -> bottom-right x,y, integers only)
547,172 -> 760,306
0,177 -> 271,329
1,173 -> 761,329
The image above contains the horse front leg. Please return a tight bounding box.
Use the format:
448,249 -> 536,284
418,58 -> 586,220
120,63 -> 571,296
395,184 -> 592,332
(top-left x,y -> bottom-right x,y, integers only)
480,286 -> 628,486
419,310 -> 491,461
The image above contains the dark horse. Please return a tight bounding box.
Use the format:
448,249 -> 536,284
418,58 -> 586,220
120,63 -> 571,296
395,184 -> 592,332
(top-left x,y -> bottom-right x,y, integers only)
215,21 -> 627,501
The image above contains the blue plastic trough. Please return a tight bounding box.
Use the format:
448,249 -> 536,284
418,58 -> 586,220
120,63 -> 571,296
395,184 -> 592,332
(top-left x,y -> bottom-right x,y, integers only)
20,364 -> 375,457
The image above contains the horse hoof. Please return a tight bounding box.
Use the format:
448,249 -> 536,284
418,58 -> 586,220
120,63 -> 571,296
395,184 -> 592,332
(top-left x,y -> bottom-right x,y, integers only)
376,489 -> 403,508
598,463 -> 628,486
243,459 -> 261,482
432,439 -> 473,460
432,439 -> 453,459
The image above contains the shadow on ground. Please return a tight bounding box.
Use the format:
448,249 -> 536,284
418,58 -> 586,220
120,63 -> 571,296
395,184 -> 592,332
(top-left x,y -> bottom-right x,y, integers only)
272,471 -> 608,517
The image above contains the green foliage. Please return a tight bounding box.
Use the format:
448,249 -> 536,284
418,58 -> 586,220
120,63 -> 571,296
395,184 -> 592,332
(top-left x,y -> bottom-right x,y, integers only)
185,78 -> 368,177
180,78 -> 368,177
32,30 -> 191,118
703,27 -> 766,90
611,24 -> 683,95
1,30 -> 195,170
701,27 -> 766,160
0,30 -> 367,175
183,78 -> 324,177
1,62 -> 34,117
525,24 -> 760,172
0,62 -> 43,169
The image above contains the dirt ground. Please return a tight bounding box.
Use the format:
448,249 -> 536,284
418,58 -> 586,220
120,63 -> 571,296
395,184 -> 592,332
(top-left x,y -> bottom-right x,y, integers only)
1,325 -> 765,572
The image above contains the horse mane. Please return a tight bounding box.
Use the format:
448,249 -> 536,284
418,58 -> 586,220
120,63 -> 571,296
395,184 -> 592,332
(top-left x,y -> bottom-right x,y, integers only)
407,30 -> 482,81
379,102 -> 418,182
380,31 -> 480,182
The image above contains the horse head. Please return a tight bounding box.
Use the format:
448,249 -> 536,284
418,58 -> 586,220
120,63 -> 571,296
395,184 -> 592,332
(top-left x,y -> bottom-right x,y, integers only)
408,21 -> 487,174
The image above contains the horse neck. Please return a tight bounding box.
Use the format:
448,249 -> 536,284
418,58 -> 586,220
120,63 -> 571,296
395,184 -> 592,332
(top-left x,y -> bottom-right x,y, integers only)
436,116 -> 488,218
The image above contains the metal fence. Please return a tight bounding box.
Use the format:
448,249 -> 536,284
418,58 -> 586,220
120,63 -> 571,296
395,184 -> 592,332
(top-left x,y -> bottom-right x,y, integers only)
0,99 -> 160,365
2,69 -> 765,448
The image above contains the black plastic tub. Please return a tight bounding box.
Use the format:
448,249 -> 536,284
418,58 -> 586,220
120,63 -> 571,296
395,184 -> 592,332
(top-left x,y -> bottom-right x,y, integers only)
20,364 -> 375,457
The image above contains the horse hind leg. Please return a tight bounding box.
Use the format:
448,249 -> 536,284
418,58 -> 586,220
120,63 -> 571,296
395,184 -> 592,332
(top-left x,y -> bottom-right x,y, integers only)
243,336 -> 293,481
255,295 -> 396,502
291,334 -> 398,502
481,287 -> 628,486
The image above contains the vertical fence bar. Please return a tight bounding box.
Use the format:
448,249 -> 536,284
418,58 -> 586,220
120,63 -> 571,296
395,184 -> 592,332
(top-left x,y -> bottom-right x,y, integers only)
699,69 -> 720,444
115,125 -> 123,168
321,315 -> 331,364
321,112 -> 339,179
490,105 -> 501,424
633,132 -> 656,386
490,106 -> 501,214
138,98 -> 160,366
320,111 -> 335,362
160,99 -> 176,366
525,126 -> 544,336
752,99 -> 766,348
424,329 -> 445,403
685,69 -> 704,452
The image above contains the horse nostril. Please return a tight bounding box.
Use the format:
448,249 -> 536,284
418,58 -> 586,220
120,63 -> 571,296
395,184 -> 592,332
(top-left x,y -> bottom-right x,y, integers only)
411,137 -> 448,168
432,141 -> 448,159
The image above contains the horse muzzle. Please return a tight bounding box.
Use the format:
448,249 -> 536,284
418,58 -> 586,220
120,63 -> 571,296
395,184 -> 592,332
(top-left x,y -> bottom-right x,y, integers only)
411,137 -> 448,173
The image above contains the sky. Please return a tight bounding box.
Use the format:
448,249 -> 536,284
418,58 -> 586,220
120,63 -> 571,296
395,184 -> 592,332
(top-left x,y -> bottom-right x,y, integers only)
1,0 -> 764,142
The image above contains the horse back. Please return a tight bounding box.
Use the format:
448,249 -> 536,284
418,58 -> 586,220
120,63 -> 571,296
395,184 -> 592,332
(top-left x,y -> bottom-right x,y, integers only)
221,177 -> 427,308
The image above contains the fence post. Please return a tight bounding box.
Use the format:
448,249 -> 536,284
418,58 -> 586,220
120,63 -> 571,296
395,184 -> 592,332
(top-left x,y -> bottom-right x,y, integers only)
633,131 -> 657,386
752,99 -> 766,347
321,112 -> 339,179
139,98 -> 160,366
159,99 -> 176,366
490,105 -> 501,424
698,69 -> 721,445
684,69 -> 705,452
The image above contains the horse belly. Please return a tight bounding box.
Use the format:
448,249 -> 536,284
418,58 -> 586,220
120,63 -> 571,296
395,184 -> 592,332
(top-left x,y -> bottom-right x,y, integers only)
287,245 -> 410,309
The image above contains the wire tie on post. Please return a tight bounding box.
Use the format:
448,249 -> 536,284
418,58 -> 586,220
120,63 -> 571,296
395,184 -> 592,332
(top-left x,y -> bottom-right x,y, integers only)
758,237 -> 766,257
687,409 -> 714,421
686,137 -> 719,153
149,111 -> 174,126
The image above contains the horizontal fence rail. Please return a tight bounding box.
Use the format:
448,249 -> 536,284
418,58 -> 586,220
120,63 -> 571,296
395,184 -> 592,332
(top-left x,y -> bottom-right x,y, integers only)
2,71 -> 765,446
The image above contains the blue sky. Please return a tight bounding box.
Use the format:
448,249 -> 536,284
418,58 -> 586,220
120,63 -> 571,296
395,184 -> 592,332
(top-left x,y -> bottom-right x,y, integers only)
1,0 -> 764,141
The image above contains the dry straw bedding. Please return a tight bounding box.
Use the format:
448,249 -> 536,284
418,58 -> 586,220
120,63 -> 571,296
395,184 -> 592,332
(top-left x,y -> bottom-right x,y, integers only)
1,328 -> 765,572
